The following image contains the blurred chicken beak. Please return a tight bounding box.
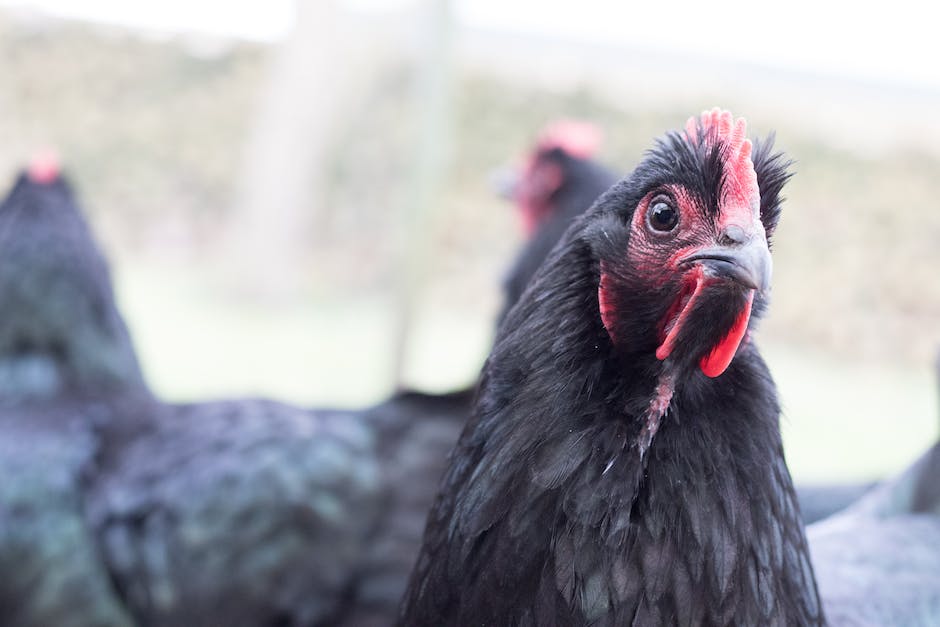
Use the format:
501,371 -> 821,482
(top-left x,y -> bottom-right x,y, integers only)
680,233 -> 772,294
489,167 -> 520,201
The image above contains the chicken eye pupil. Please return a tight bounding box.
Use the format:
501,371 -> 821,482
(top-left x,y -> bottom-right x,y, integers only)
648,201 -> 678,232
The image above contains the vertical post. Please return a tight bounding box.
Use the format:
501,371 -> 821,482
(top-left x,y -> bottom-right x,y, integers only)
227,0 -> 350,297
390,0 -> 454,387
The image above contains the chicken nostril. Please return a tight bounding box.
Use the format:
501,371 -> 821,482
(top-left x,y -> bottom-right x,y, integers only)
719,225 -> 748,246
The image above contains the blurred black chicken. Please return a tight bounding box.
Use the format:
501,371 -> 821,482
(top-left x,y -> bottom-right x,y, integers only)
497,120 -> 619,326
399,109 -> 940,625
0,163 -> 382,626
0,157 -> 145,399
0,160 -> 144,626
0,126 -> 619,627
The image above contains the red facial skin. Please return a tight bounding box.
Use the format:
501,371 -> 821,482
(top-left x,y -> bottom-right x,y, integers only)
515,121 -> 603,236
699,293 -> 753,377
600,109 -> 765,378
515,158 -> 563,236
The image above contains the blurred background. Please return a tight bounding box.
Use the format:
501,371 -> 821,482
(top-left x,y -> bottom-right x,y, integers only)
0,0 -> 937,482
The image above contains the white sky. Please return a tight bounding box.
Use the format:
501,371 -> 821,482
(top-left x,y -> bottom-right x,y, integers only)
3,0 -> 938,90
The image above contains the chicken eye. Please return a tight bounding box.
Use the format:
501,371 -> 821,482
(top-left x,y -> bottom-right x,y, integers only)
647,199 -> 679,233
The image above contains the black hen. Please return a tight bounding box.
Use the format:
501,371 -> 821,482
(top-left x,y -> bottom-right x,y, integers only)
400,108 -> 821,625
500,127 -> 868,526
0,163 -> 142,626
0,165 -> 383,626
0,163 -> 145,399
401,110 -> 940,626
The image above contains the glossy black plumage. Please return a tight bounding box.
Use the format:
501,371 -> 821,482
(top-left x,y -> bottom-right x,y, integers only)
401,117 -> 940,627
0,397 -> 137,627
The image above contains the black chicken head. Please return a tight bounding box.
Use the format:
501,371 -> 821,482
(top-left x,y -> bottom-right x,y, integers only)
506,120 -> 604,236
588,108 -> 790,379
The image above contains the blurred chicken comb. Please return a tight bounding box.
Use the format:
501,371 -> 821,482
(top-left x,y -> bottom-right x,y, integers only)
536,120 -> 603,159
27,149 -> 61,185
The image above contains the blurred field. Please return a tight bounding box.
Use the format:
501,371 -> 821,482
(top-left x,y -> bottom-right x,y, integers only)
2,11 -> 939,481
115,261 -> 938,483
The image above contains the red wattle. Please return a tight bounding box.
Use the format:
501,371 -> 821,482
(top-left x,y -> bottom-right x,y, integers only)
598,268 -> 616,339
698,292 -> 754,378
655,269 -> 705,361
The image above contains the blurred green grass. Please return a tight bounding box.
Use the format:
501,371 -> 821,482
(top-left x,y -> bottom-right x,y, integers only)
767,343 -> 937,482
115,263 -> 492,405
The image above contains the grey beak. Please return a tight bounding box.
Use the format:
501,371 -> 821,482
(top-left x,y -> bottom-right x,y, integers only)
680,236 -> 772,293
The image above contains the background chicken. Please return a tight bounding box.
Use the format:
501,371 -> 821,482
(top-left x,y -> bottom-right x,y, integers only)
0,163 -> 143,626
496,120 -> 619,327
0,166 -> 381,626
0,158 -> 145,399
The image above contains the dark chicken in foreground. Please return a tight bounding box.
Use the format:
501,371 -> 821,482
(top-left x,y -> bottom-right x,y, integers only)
399,110 -> 940,625
500,124 -> 867,527
500,123 -> 871,526
401,109 -> 821,625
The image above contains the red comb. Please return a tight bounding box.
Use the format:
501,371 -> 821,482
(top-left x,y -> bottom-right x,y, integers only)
536,120 -> 603,159
27,149 -> 61,185
685,108 -> 759,216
